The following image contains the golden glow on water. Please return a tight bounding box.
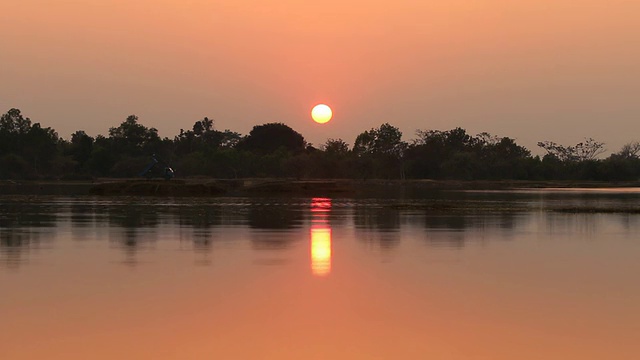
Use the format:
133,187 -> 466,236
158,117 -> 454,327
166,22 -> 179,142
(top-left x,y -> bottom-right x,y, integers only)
311,228 -> 332,276
310,198 -> 332,276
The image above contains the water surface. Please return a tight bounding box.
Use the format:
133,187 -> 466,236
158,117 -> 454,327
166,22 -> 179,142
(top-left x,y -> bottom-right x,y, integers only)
1,192 -> 639,359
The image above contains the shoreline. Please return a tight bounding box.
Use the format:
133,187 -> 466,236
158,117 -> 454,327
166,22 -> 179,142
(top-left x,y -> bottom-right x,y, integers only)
2,178 -> 640,197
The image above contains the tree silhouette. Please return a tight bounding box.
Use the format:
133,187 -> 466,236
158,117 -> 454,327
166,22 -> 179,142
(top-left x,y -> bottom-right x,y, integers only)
238,123 -> 306,154
108,115 -> 161,157
68,131 -> 94,172
2,107 -> 640,181
538,138 -> 605,162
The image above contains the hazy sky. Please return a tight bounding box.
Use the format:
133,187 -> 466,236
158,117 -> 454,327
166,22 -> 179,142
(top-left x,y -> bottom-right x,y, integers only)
1,0 -> 639,153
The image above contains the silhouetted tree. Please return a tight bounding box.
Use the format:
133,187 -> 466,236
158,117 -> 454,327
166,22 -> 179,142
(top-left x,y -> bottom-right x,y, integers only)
406,128 -> 531,179
0,108 -> 31,135
68,131 -> 94,172
237,123 -> 306,154
538,138 -> 605,162
353,123 -> 407,179
322,138 -> 349,155
0,109 -> 59,177
108,115 -> 161,157
615,142 -> 640,159
175,117 -> 241,156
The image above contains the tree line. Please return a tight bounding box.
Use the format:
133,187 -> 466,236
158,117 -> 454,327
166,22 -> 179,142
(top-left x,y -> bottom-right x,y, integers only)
1,108 -> 639,181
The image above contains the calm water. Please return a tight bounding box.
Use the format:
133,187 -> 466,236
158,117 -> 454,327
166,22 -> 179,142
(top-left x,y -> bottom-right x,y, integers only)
1,191 -> 639,359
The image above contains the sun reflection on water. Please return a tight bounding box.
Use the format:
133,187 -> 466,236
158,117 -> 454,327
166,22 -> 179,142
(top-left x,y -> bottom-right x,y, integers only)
310,198 -> 332,277
311,228 -> 331,276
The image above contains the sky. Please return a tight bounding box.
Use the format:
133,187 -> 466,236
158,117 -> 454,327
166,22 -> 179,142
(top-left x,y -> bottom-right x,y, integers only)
1,0 -> 639,154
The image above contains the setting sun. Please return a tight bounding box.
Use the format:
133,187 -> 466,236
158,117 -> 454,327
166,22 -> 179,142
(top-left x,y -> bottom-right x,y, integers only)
311,104 -> 332,124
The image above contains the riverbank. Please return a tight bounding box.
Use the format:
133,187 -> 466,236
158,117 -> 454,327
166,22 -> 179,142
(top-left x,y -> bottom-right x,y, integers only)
2,178 -> 640,197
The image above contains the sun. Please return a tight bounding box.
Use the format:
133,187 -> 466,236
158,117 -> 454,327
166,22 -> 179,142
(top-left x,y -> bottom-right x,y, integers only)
311,104 -> 332,124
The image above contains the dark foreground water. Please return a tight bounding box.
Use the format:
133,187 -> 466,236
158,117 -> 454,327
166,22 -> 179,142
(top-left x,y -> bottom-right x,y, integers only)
1,190 -> 639,359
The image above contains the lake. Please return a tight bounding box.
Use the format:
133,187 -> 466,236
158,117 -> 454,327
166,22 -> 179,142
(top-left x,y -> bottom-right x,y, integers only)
1,190 -> 639,359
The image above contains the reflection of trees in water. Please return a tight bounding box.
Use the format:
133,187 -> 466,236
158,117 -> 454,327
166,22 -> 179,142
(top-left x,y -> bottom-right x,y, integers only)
0,202 -> 58,228
174,206 -> 223,253
424,213 -> 519,231
191,233 -> 214,266
542,212 -> 599,236
69,202 -> 101,241
251,230 -> 300,250
171,203 -> 246,247
617,214 -> 640,231
545,210 -> 640,235
0,201 -> 58,268
107,204 -> 160,265
175,205 -> 224,228
108,204 -> 159,238
191,229 -> 213,250
353,206 -> 401,250
0,228 -> 51,268
248,204 -> 303,251
356,230 -> 401,251
248,205 -> 303,230
70,203 -> 97,227
540,212 -> 639,237
422,212 -> 523,248
354,206 -> 401,231
244,200 -> 303,249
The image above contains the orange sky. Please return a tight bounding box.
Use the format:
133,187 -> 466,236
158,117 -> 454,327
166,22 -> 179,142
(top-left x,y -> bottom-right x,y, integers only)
1,0 -> 639,152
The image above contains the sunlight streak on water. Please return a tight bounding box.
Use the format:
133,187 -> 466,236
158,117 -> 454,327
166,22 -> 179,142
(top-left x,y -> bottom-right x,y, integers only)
311,228 -> 331,276
310,198 -> 332,276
